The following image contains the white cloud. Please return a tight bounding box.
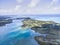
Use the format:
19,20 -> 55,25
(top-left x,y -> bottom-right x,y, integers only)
48,0 -> 59,8
0,9 -> 8,13
0,5 -> 22,15
0,0 -> 60,15
14,5 -> 21,11
0,9 -> 16,15
28,0 -> 40,8
0,9 -> 14,13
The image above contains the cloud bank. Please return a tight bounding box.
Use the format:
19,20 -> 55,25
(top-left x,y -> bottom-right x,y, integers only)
0,0 -> 60,15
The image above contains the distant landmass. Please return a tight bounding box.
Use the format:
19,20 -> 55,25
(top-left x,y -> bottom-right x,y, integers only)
0,16 -> 12,26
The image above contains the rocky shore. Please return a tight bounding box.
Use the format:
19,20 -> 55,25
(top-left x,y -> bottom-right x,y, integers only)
31,24 -> 60,45
34,36 -> 60,45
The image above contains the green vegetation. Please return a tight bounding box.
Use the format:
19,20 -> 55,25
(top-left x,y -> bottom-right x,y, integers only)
21,19 -> 59,28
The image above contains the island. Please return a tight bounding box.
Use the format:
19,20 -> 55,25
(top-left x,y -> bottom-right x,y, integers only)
21,18 -> 60,45
0,16 -> 12,26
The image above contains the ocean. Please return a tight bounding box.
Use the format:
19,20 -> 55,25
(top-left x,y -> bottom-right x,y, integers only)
0,15 -> 60,45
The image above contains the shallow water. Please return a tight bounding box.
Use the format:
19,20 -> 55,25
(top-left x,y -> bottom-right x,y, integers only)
0,20 -> 39,45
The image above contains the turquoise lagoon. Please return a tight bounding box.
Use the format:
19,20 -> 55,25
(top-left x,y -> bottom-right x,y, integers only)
0,20 -> 39,45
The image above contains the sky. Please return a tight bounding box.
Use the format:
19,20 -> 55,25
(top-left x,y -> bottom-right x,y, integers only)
0,0 -> 60,15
